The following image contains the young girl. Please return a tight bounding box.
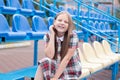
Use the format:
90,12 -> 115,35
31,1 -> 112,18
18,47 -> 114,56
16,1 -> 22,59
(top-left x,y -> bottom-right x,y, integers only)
34,11 -> 81,80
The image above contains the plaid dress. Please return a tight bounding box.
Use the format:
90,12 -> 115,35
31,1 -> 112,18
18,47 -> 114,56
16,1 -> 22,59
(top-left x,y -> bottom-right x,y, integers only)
38,32 -> 81,80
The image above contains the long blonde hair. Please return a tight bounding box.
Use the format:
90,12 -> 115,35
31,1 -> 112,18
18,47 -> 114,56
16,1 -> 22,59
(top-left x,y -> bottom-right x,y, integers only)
53,11 -> 75,60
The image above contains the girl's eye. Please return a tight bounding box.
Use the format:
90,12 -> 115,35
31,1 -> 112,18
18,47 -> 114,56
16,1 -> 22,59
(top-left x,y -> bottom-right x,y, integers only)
64,21 -> 68,24
58,19 -> 62,22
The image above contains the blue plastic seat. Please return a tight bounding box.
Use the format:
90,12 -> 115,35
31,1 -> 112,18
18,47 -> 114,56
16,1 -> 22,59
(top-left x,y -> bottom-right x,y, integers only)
99,22 -> 108,33
97,14 -> 104,21
89,21 -> 100,34
32,15 -> 49,36
12,14 -> 45,39
99,22 -> 105,30
67,8 -> 74,15
73,9 -> 78,16
93,13 -> 98,20
98,22 -> 112,38
0,14 -> 26,41
0,0 -> 4,7
0,0 -> 17,14
88,21 -> 98,42
94,21 -> 101,30
22,0 -> 45,17
94,21 -> 111,41
88,21 -> 95,30
81,20 -> 88,33
104,22 -> 118,35
47,17 -> 54,28
79,11 -> 84,18
83,11 -> 89,18
49,4 -> 58,17
89,12 -> 95,19
99,22 -> 117,35
58,5 -> 64,11
6,0 -> 33,15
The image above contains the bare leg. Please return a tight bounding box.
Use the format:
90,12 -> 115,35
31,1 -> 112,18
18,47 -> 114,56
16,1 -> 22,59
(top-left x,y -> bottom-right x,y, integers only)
34,66 -> 44,80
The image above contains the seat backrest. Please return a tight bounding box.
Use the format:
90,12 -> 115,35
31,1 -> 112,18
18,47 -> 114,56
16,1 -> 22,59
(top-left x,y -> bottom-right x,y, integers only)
81,20 -> 87,25
0,0 -> 5,7
94,21 -> 100,30
94,13 -> 99,19
73,9 -> 78,15
81,20 -> 88,32
97,13 -> 102,19
84,11 -> 89,18
104,22 -> 111,30
89,20 -> 94,30
12,14 -> 31,32
22,0 -> 35,10
47,17 -> 54,28
102,40 -> 113,55
99,22 -> 105,30
79,11 -> 84,17
0,14 -> 10,32
82,42 -> 97,60
93,41 -> 107,57
58,5 -> 64,11
6,0 -> 21,8
89,12 -> 95,18
67,8 -> 74,15
77,48 -> 88,63
89,21 -> 93,26
49,3 -> 59,12
32,15 -> 48,32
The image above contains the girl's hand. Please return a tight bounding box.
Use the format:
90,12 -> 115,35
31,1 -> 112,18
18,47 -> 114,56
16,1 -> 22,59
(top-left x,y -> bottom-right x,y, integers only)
49,25 -> 55,35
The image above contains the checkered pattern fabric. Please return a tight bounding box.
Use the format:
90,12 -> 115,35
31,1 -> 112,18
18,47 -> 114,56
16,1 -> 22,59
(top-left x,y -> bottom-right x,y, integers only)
39,32 -> 81,80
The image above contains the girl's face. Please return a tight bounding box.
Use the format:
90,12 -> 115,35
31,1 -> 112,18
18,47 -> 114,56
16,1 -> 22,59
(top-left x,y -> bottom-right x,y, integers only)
54,13 -> 69,35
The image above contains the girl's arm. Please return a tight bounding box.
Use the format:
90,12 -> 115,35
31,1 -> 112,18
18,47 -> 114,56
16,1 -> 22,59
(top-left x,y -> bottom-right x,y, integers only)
53,48 -> 76,79
44,25 -> 55,59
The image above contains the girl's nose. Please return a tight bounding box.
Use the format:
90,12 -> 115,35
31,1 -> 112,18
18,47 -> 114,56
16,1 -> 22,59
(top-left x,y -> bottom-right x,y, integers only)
61,21 -> 65,24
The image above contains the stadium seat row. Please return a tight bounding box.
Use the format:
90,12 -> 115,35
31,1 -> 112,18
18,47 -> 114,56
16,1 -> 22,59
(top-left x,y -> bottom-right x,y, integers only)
49,4 -> 114,23
0,0 -> 45,16
0,14 -> 48,42
78,40 -> 120,80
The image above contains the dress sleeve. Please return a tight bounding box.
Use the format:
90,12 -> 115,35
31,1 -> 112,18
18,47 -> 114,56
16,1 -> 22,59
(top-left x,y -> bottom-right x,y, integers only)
69,32 -> 79,49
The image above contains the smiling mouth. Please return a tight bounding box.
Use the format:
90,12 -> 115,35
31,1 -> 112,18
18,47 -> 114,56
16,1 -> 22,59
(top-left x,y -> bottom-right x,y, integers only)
58,25 -> 64,29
